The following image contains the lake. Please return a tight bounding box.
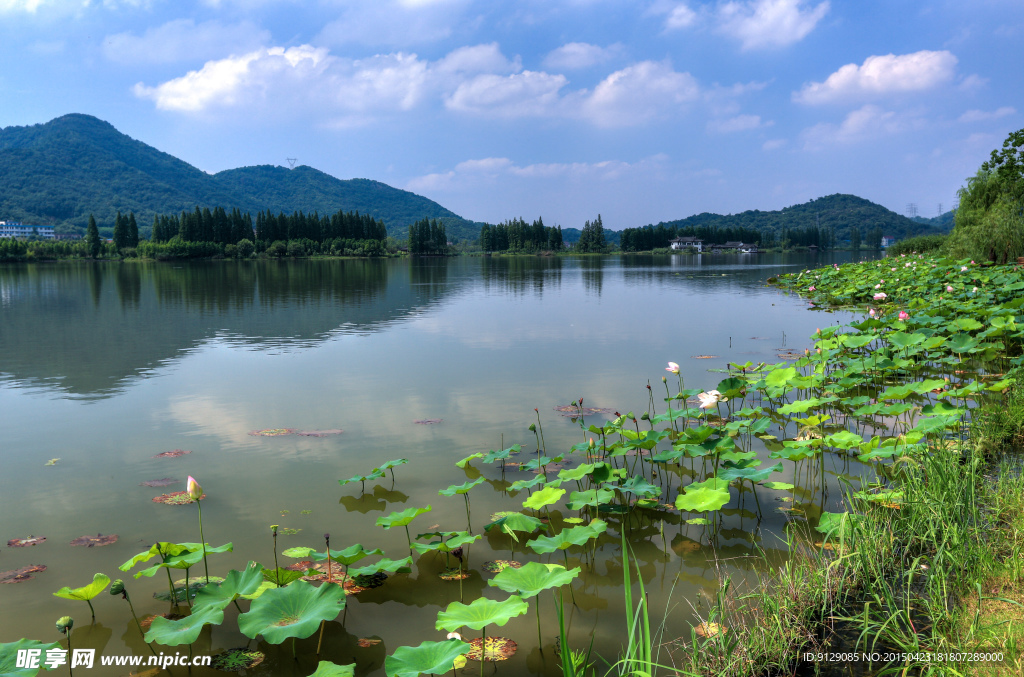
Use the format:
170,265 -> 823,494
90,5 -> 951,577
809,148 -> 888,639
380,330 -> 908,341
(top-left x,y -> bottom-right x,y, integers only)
0,253 -> 876,675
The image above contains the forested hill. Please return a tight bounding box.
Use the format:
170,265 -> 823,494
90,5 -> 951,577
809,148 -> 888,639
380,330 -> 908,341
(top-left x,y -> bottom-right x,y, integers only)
0,114 -> 479,239
643,194 -> 953,243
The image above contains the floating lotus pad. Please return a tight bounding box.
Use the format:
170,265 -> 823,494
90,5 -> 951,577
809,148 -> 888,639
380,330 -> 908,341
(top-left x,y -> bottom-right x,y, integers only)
70,534 -> 118,547
439,567 -> 471,581
141,478 -> 179,487
154,450 -> 192,458
553,405 -> 615,416
482,560 -> 522,573
210,648 -> 265,671
153,577 -> 224,603
7,536 -> 46,547
384,640 -> 473,677
152,491 -> 206,505
248,428 -> 299,436
413,419 -> 443,425
467,637 -> 517,661
357,638 -> 382,648
0,564 -> 46,584
237,579 -> 347,644
691,355 -> 719,359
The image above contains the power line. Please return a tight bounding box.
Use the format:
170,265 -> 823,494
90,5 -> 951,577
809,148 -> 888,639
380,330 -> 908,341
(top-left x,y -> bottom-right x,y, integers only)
286,158 -> 297,169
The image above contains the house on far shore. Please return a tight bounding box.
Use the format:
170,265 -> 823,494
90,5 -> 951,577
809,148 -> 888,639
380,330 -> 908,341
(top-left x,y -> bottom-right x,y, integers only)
708,240 -> 758,253
670,236 -> 703,252
881,236 -> 895,248
0,222 -> 55,239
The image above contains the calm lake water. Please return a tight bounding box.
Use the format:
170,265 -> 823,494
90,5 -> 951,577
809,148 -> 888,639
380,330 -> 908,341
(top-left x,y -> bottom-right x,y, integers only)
0,253 -> 876,675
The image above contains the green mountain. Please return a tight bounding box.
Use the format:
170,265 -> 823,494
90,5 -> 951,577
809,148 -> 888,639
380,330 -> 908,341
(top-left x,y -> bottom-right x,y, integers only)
644,194 -> 953,243
0,113 -> 478,239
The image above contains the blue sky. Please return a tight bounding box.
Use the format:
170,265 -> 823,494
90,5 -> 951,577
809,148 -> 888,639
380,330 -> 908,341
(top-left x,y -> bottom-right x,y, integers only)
1,1 -> 1022,230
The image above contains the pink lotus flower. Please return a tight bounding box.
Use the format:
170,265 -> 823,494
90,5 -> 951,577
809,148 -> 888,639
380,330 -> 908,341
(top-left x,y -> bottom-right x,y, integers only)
961,266 -> 969,272
697,390 -> 724,409
666,361 -> 680,374
808,286 -> 815,291
898,311 -> 909,320
869,308 -> 876,317
187,476 -> 203,501
873,292 -> 887,300
946,285 -> 953,292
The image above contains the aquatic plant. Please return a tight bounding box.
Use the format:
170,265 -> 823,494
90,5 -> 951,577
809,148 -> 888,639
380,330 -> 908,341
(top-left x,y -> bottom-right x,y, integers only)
53,574 -> 109,623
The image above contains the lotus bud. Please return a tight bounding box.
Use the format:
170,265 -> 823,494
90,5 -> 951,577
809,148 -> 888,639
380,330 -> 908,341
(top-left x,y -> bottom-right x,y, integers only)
804,349 -> 810,356
447,632 -> 462,641
588,437 -> 595,449
56,616 -> 73,634
270,525 -> 279,533
528,423 -> 536,432
110,579 -> 126,597
641,412 -> 649,421
186,475 -> 202,501
661,376 -> 667,383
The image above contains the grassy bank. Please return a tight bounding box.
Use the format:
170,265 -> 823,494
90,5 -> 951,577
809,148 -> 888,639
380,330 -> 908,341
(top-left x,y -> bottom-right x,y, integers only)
672,254 -> 1024,676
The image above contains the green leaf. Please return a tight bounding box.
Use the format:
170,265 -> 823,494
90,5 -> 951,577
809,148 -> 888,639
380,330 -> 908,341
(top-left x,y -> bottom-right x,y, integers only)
0,639 -> 61,677
193,562 -> 265,610
522,486 -> 565,511
765,366 -> 797,388
455,453 -> 484,468
53,573 -> 110,602
564,488 -> 615,510
815,511 -> 861,538
488,562 -> 580,598
238,579 -> 346,644
435,595 -> 529,632
348,557 -> 414,578
312,543 -> 385,566
674,486 -> 730,512
482,445 -> 520,464
119,542 -> 189,572
376,505 -> 432,529
376,458 -> 408,472
339,469 -> 386,487
309,661 -> 356,677
439,477 -> 487,496
484,513 -> 545,537
527,520 -> 608,554
161,542 -> 233,569
260,568 -> 305,586
763,481 -> 795,491
384,641 -> 472,677
145,605 -> 224,647
615,476 -> 662,499
717,462 -> 782,484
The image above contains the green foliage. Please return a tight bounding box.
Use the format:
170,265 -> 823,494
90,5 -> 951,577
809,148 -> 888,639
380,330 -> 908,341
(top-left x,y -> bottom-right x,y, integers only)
237,579 -> 346,644
435,595 -> 529,632
886,233 -> 947,257
0,639 -> 61,676
53,573 -> 110,602
575,214 -> 607,253
145,605 -> 224,647
384,640 -> 472,677
946,128 -> 1024,263
85,214 -> 100,258
0,114 -> 475,236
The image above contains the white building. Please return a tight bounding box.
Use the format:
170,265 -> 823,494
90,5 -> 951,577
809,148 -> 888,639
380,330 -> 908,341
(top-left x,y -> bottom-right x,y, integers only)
0,222 -> 55,239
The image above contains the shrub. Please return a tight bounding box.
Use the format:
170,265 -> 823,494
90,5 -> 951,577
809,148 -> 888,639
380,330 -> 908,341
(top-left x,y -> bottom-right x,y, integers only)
266,240 -> 287,258
236,239 -> 255,258
886,234 -> 947,257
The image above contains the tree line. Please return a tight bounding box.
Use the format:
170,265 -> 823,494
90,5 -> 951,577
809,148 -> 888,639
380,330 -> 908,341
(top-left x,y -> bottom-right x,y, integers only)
149,206 -> 387,245
478,217 -> 565,253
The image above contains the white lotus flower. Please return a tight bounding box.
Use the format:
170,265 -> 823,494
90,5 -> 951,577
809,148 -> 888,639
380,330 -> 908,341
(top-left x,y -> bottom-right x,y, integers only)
697,390 -> 723,409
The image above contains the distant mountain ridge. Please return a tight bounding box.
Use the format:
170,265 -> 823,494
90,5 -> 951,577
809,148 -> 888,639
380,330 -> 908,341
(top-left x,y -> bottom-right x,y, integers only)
0,113 -> 480,239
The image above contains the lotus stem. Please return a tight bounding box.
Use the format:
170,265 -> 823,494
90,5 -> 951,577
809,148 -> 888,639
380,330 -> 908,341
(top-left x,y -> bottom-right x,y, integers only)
535,409 -> 547,454
66,628 -> 74,677
272,526 -> 281,587
535,597 -> 543,654
480,626 -> 486,677
196,499 -> 210,584
122,592 -> 158,656
464,494 -> 472,532
184,568 -> 192,608
86,599 -> 95,623
164,563 -> 176,608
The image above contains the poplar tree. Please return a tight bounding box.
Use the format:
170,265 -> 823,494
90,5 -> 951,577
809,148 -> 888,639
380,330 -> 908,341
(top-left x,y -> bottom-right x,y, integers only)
85,214 -> 101,258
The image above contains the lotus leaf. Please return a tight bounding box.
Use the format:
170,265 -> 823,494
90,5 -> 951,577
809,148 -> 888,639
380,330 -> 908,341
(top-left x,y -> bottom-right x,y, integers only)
377,506 -> 432,529
376,458 -> 408,471
238,579 -> 346,644
439,477 -> 486,496
508,475 -> 546,492
467,637 -> 518,661
308,662 -> 356,677
260,568 -> 305,586
527,520 -> 608,554
54,573 -> 109,602
615,476 -> 661,499
522,486 -> 565,511
145,605 -> 224,646
456,453 -> 484,468
339,469 -> 386,487
763,482 -> 795,491
384,640 -> 472,677
815,511 -> 861,538
193,563 -> 265,610
717,462 -> 783,484
209,648 -> 265,671
484,513 -> 546,541
675,481 -> 730,512
0,639 -> 61,676
312,544 -> 385,566
6,536 -> 46,548
488,562 -> 580,598
565,488 -> 615,510
436,595 -> 529,632
348,556 -> 413,578
120,542 -> 190,572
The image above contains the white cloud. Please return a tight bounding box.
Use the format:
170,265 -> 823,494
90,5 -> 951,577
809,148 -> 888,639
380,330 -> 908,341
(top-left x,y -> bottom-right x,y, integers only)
801,104 -> 923,149
316,0 -> 472,47
577,60 -> 700,127
543,42 -> 621,70
134,45 -> 331,112
717,0 -> 829,50
707,114 -> 771,133
958,74 -> 988,92
646,1 -> 699,32
957,107 -> 1016,123
795,50 -> 957,104
103,19 -> 272,65
434,43 -> 519,75
406,154 -> 670,193
762,138 -> 787,150
446,71 -> 568,117
136,44 -> 705,128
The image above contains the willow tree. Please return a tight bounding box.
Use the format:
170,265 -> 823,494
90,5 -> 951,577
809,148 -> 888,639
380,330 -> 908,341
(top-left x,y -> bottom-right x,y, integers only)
947,128 -> 1024,263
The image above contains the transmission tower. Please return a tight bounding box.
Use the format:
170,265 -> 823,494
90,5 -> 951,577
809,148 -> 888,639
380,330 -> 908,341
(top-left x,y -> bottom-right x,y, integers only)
937,203 -> 943,216
286,158 -> 297,169
905,203 -> 918,218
